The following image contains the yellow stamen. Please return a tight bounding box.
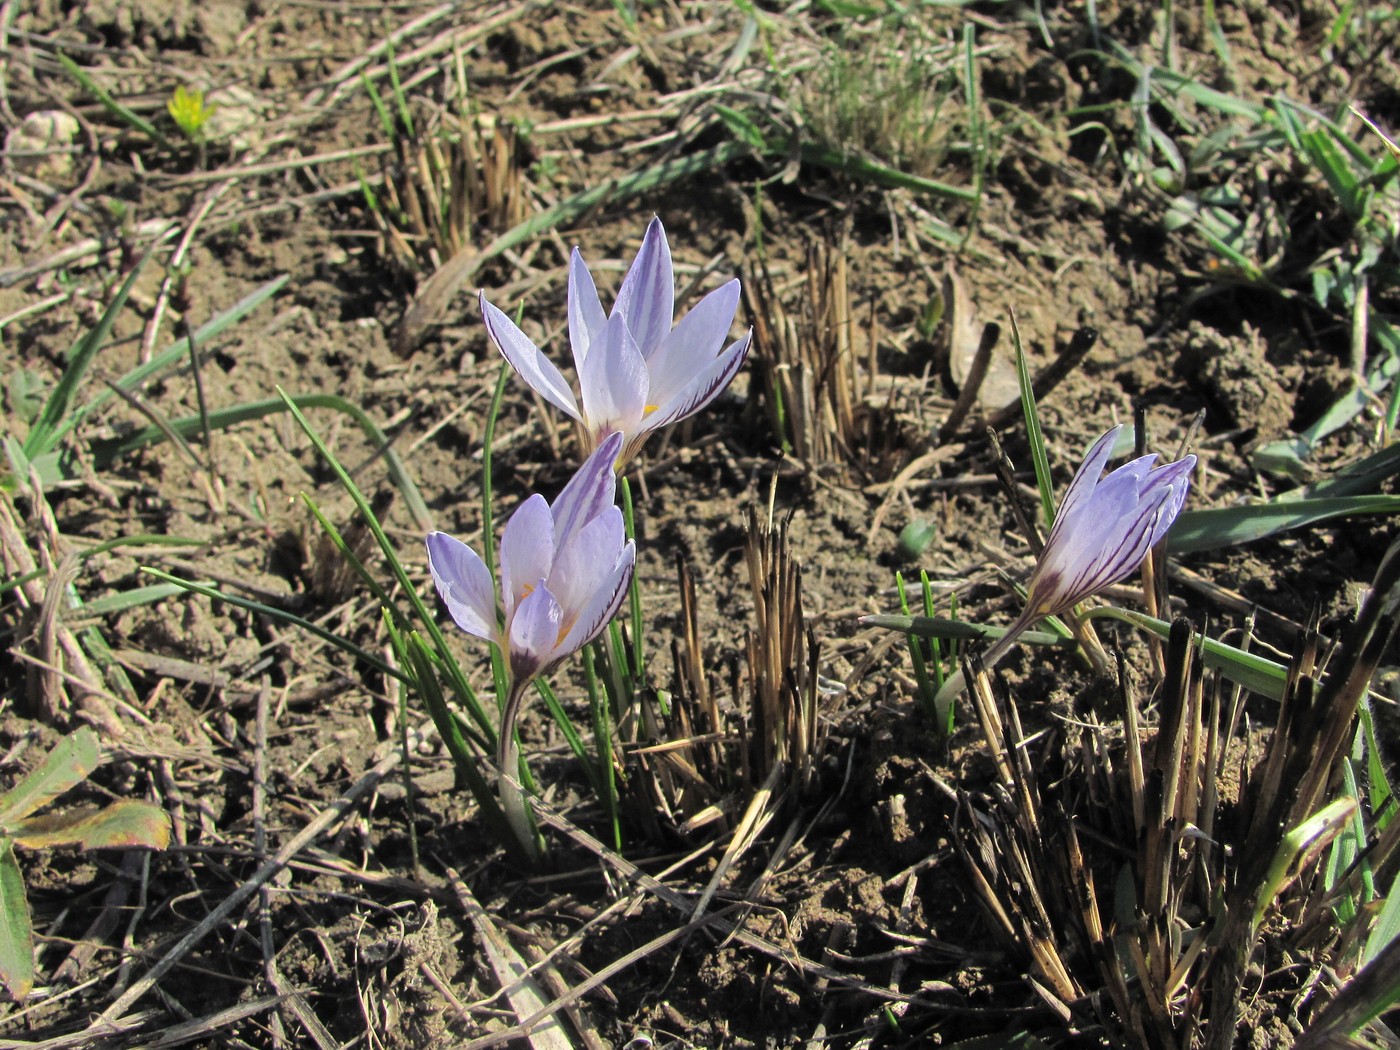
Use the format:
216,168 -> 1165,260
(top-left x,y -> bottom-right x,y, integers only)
555,611 -> 579,647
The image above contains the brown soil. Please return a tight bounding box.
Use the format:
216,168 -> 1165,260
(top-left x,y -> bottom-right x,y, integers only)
1,1 -> 1398,1047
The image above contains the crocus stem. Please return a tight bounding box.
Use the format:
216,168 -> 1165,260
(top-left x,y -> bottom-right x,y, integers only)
497,679 -> 543,864
932,610 -> 1037,727
620,475 -> 644,683
1059,605 -> 1110,674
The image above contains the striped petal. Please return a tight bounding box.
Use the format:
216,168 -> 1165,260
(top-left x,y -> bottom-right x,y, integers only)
1051,427 -> 1123,531
550,506 -> 627,614
578,311 -> 649,435
642,329 -> 751,434
645,278 -> 743,406
499,494 -> 554,620
550,432 -> 622,546
556,541 -> 635,655
508,581 -> 566,679
613,217 -> 674,356
1146,457 -> 1196,546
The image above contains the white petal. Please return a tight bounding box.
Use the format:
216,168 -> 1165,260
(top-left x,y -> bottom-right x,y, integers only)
480,292 -> 581,421
568,248 -> 607,371
646,278 -> 742,402
643,329 -> 751,433
499,494 -> 555,620
550,507 -> 626,613
425,532 -> 498,640
508,582 -> 565,680
556,541 -> 635,654
578,311 -> 649,435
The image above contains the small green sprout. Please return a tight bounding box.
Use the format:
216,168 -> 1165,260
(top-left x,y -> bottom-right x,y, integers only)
167,85 -> 215,141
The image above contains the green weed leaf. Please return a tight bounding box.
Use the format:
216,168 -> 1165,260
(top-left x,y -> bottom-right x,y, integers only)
11,799 -> 171,851
6,369 -> 46,425
0,728 -> 100,829
0,839 -> 33,1001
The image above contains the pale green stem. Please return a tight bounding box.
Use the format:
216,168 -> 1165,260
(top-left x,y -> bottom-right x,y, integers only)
497,678 -> 543,865
932,609 -> 1036,726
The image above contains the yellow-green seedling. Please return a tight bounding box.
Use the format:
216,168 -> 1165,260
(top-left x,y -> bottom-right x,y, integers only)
166,85 -> 216,141
0,727 -> 171,1000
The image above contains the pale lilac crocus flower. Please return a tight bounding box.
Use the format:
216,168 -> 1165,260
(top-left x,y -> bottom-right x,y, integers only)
934,425 -> 1196,720
480,217 -> 753,465
426,432 -> 635,856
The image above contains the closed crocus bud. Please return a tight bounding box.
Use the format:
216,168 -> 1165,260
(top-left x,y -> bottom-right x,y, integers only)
935,425 -> 1196,718
480,217 -> 752,465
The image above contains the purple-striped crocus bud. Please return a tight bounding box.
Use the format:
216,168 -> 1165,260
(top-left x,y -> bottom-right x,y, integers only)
426,432 -> 635,686
480,217 -> 752,465
935,425 -> 1195,717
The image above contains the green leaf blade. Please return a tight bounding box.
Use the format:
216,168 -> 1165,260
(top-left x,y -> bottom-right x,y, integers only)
0,839 -> 34,1001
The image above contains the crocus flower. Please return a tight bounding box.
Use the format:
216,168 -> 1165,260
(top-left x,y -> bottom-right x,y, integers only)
480,217 -> 752,465
427,431 -> 635,860
934,425 -> 1196,717
426,432 -> 635,688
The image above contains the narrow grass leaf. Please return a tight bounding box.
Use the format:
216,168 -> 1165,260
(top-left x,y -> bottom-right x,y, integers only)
1106,44 -> 1268,120
796,141 -> 979,200
1253,797 -> 1358,935
1167,495 -> 1400,553
302,494 -> 402,619
1280,444 -> 1400,502
273,391 -> 495,743
398,630 -> 513,845
23,251 -> 150,460
85,275 -> 288,423
140,568 -> 410,688
1009,312 -> 1054,527
56,54 -> 172,148
1300,127 -> 1366,219
1326,756 -> 1363,924
94,392 -> 432,530
896,574 -> 939,721
1362,702 -> 1395,833
863,613 -> 1077,650
579,646 -> 621,851
1364,866 -> 1400,965
69,582 -> 190,620
398,141 -> 753,352
1086,607 -> 1288,699
0,534 -> 203,596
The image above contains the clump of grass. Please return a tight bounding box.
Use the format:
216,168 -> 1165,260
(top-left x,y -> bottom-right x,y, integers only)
361,53 -> 527,278
638,496 -> 839,841
1095,37 -> 1400,474
792,21 -> 962,181
740,500 -> 827,794
743,235 -> 906,477
950,540 -> 1400,1046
